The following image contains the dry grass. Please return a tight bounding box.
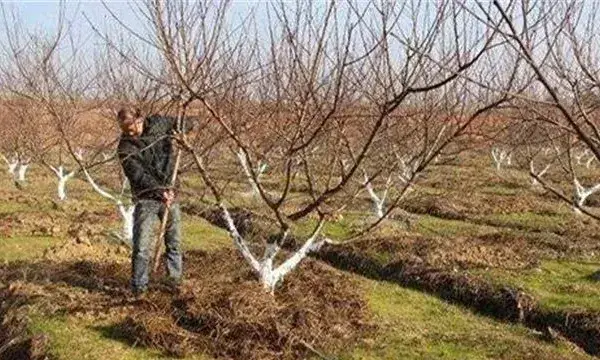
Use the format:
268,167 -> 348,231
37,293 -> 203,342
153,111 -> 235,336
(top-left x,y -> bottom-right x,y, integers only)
0,244 -> 373,360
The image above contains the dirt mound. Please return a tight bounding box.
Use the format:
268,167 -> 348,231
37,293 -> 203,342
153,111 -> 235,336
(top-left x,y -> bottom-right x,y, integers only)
529,308 -> 600,356
402,197 -> 467,220
119,250 -> 373,359
0,248 -> 372,360
42,238 -> 130,263
383,260 -> 537,322
354,235 -> 540,270
74,209 -> 117,223
0,213 -> 22,237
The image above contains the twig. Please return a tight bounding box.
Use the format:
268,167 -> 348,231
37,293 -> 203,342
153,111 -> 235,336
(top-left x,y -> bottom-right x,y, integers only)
298,339 -> 337,360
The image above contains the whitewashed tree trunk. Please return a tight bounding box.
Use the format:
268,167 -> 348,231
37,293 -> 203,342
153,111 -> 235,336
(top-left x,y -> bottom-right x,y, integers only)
82,167 -> 134,243
2,155 -> 29,183
57,176 -> 70,200
491,148 -> 510,171
573,178 -> 600,214
397,156 -> 418,193
2,155 -> 19,175
220,204 -> 325,293
8,161 -> 18,175
575,149 -> 589,165
398,165 -> 414,184
586,155 -> 595,169
50,165 -> 77,201
117,203 -> 135,242
363,172 -> 391,219
74,148 -> 85,161
236,148 -> 266,196
16,162 -> 29,182
529,160 -> 550,187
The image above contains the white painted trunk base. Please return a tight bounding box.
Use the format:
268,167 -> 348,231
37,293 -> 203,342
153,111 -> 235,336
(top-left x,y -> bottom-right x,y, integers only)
7,161 -> 18,175
529,161 -> 550,187
220,205 -> 324,293
51,166 -> 76,201
236,149 -> 266,197
491,148 -> 511,171
82,166 -> 134,243
573,178 -> 600,214
118,204 -> 135,243
363,173 -> 389,219
17,164 -> 29,182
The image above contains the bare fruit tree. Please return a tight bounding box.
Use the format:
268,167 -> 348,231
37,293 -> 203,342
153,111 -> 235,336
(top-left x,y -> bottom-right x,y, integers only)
477,0 -> 600,219
0,98 -> 45,185
0,4 -> 126,216
96,0 -> 527,292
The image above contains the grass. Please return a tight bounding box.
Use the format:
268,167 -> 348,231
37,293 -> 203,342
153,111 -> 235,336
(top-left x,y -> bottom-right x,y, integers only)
415,215 -> 497,238
0,201 -> 30,214
182,215 -> 232,252
472,260 -> 600,313
293,216 -> 356,240
0,235 -> 62,262
29,312 -> 211,360
338,280 -> 591,360
25,272 -> 592,360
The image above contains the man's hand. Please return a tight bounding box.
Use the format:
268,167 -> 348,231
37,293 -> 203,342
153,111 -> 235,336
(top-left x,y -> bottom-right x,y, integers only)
163,189 -> 175,207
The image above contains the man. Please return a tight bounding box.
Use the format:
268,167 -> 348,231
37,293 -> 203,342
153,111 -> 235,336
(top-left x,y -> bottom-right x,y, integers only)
117,107 -> 189,297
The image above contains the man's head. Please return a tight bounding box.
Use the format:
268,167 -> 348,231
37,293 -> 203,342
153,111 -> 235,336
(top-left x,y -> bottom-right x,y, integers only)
117,107 -> 144,137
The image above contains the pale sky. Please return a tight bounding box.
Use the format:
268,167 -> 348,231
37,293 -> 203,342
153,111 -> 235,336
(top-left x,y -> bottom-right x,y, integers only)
3,1 -> 264,33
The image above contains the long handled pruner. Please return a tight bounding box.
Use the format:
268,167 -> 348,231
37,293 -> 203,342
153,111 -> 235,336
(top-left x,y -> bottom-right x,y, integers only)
152,97 -> 189,274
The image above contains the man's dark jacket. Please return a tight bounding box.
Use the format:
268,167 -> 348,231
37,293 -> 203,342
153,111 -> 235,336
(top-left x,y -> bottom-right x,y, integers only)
118,115 -> 190,201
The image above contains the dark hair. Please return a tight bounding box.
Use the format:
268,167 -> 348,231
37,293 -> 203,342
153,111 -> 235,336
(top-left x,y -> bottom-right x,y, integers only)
117,107 -> 141,122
